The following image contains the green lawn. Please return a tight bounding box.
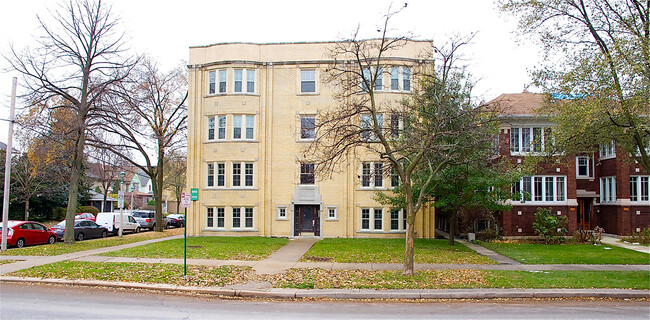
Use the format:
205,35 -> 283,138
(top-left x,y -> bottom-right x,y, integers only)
101,236 -> 289,261
302,238 -> 496,264
479,242 -> 650,264
11,261 -> 648,290
0,228 -> 185,256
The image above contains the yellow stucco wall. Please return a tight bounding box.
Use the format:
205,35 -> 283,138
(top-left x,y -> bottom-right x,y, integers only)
186,41 -> 435,238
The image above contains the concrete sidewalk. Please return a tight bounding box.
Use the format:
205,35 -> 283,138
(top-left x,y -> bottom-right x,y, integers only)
601,235 -> 650,254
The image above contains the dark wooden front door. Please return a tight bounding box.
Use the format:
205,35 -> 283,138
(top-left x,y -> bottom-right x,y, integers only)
294,205 -> 320,236
577,198 -> 592,230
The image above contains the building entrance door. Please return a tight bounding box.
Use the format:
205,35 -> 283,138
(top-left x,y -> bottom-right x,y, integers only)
294,205 -> 320,236
577,198 -> 592,230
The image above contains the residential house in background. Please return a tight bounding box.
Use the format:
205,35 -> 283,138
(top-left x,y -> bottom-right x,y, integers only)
493,92 -> 649,236
186,41 -> 435,238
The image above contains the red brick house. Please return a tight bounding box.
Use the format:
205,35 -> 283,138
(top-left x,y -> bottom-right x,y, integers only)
493,92 -> 649,237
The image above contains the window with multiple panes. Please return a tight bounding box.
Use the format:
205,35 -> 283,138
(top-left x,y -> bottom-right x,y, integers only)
361,67 -> 384,92
390,67 -> 400,90
390,209 -> 406,231
244,163 -> 254,187
402,67 -> 411,91
388,66 -> 411,91
576,156 -> 590,177
208,71 -> 216,94
630,176 -> 650,202
599,141 -> 616,159
231,207 -> 254,229
300,116 -> 316,139
389,114 -> 402,139
327,207 -> 337,220
600,176 -> 616,203
207,207 -> 225,228
230,162 -> 253,187
207,163 -> 214,187
391,166 -> 400,188
232,115 -> 254,140
361,162 -> 384,188
232,163 -> 241,187
300,163 -> 315,185
512,176 -> 566,203
232,208 -> 241,228
361,208 -> 383,231
218,70 -> 227,93
232,69 -> 256,93
246,70 -> 255,93
277,206 -> 287,220
301,69 -> 316,93
207,116 -> 226,140
207,207 -> 214,227
208,70 -> 227,94
509,126 -> 552,154
217,207 -> 225,228
361,113 -> 383,141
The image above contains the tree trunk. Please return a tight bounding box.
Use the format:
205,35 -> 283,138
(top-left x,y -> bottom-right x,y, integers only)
448,211 -> 456,246
153,147 -> 165,232
24,200 -> 29,221
64,127 -> 85,244
402,192 -> 416,275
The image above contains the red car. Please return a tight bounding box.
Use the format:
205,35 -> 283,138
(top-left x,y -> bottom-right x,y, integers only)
75,213 -> 96,222
0,221 -> 57,248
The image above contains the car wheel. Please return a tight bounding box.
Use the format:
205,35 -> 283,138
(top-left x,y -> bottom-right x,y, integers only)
48,236 -> 56,245
179,222 -> 184,228
101,230 -> 107,238
16,238 -> 25,248
165,223 -> 170,229
114,228 -> 119,235
135,227 -> 140,233
77,233 -> 84,241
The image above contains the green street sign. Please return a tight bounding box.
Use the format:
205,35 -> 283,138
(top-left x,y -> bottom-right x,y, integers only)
191,188 -> 199,201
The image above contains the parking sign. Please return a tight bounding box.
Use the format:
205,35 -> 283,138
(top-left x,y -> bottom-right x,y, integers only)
181,193 -> 191,208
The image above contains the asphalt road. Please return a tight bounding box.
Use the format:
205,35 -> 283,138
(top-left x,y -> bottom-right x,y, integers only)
0,283 -> 648,320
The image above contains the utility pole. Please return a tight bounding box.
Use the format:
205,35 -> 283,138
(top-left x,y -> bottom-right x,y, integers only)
2,78 -> 17,251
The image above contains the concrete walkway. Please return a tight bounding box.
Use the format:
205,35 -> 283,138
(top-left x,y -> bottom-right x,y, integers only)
252,238 -> 318,274
601,235 -> 650,254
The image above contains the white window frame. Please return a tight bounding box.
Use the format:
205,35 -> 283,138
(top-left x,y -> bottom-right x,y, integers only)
232,115 -> 255,140
599,140 -> 616,159
511,176 -> 567,204
207,162 -> 225,188
360,208 -> 384,231
360,161 -> 385,189
276,205 -> 289,220
208,70 -> 216,94
326,206 -> 338,221
207,163 -> 215,187
389,209 -> 406,231
388,66 -> 411,92
576,156 -> 591,178
233,68 -> 256,94
630,176 -> 649,203
361,67 -> 383,92
218,69 -> 227,93
300,163 -> 315,185
600,176 -> 617,203
206,207 -> 225,229
361,113 -> 383,142
299,115 -> 316,140
232,207 -> 254,230
300,69 -> 317,93
232,162 -> 254,188
509,126 -> 551,155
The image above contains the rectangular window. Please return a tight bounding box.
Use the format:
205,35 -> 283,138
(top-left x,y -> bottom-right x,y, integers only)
599,140 -> 616,159
389,114 -> 401,138
277,207 -> 287,219
300,163 -> 315,185
374,163 -> 383,187
232,208 -> 241,228
374,208 -> 383,230
576,156 -> 589,177
218,116 -> 226,140
532,127 -> 542,152
402,67 -> 411,91
234,69 -> 243,93
218,69 -> 227,93
390,67 -> 399,90
232,163 -> 241,187
301,69 -> 316,93
390,209 -> 400,230
327,207 -> 337,220
362,68 -> 371,92
245,207 -> 253,228
521,128 -> 531,152
510,128 -> 520,153
245,163 -> 254,187
216,163 -> 225,187
513,176 -> 566,203
361,114 -> 371,141
233,115 -> 242,139
207,207 -> 214,227
217,207 -> 225,228
207,163 -> 214,187
374,67 -> 383,91
208,117 -> 215,140
300,116 -> 316,139
361,163 -> 371,187
361,208 -> 370,230
246,69 -> 255,93
208,71 -> 216,94
391,166 -> 400,188
630,176 -> 650,202
600,176 -> 616,203
246,116 -> 254,139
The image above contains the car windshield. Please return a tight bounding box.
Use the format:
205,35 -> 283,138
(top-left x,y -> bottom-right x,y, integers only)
132,211 -> 149,218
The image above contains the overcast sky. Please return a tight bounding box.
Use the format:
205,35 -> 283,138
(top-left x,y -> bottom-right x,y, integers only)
0,0 -> 541,144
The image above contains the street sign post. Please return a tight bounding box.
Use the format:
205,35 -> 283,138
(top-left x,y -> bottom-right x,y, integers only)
181,192 -> 191,279
118,190 -> 125,237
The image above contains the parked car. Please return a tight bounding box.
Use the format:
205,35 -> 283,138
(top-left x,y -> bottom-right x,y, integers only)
166,214 -> 184,228
52,219 -> 108,241
0,221 -> 57,248
132,210 -> 169,230
96,212 -> 140,235
74,212 -> 96,222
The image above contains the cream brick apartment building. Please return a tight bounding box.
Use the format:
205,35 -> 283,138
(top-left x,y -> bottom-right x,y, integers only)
186,41 -> 436,238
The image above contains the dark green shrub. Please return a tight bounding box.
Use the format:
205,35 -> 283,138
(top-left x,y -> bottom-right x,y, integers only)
76,206 -> 99,215
52,207 -> 67,221
532,207 -> 567,244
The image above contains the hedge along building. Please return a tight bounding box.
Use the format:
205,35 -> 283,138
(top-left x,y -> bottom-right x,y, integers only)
186,40 -> 436,238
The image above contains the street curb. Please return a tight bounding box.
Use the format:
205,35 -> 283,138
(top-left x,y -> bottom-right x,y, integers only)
2,276 -> 648,300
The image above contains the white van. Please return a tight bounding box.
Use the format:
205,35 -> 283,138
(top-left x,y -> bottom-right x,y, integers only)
96,211 -> 141,235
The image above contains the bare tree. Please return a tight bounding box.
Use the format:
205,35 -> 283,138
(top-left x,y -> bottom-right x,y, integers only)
163,149 -> 186,214
87,144 -> 128,211
308,7 -> 499,275
4,0 -> 137,243
89,57 -> 187,232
